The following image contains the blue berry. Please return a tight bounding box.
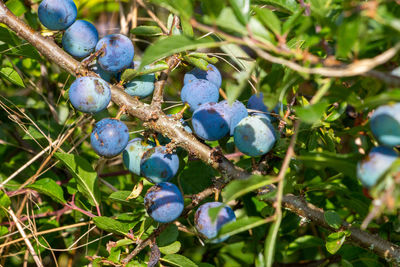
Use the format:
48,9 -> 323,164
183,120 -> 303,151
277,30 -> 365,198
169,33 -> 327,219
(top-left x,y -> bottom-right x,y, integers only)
181,79 -> 219,111
234,115 -> 276,156
62,20 -> 98,58
69,77 -> 111,113
192,102 -> 230,141
123,138 -> 154,176
38,0 -> 77,30
220,100 -> 248,135
357,146 -> 398,188
194,202 -> 236,243
95,34 -> 134,73
144,182 -> 184,223
124,62 -> 155,99
184,64 -> 222,88
370,103 -> 400,146
90,119 -> 129,158
247,93 -> 268,113
140,146 -> 180,183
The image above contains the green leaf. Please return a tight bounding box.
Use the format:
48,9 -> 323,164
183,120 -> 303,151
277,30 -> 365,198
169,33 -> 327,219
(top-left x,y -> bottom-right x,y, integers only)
161,254 -> 198,267
27,178 -> 66,204
178,161 -> 215,194
188,53 -> 218,64
216,217 -> 270,241
55,153 -> 100,207
296,101 -> 329,124
149,0 -> 193,20
108,191 -> 143,207
256,0 -> 297,13
324,210 -> 342,230
215,7 -> 247,35
286,235 -> 324,255
93,216 -> 135,235
337,18 -> 361,58
0,191 -> 10,209
183,56 -> 209,71
326,231 -> 347,254
6,0 -> 28,17
229,0 -> 250,25
0,67 -> 24,87
157,224 -> 178,247
141,36 -> 221,68
159,241 -> 181,254
254,7 -> 282,36
297,151 -> 357,178
264,215 -> 282,267
121,61 -> 168,82
181,19 -> 194,38
0,226 -> 9,236
222,175 -> 275,203
130,26 -> 163,36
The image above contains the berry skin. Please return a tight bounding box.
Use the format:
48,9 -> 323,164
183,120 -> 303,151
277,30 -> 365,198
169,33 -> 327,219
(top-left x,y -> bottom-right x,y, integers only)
38,0 -> 77,30
140,146 -> 180,183
123,138 -> 154,176
192,102 -> 230,141
357,146 -> 398,188
184,64 -> 222,88
62,20 -> 98,58
247,93 -> 268,113
95,34 -> 134,73
194,202 -> 236,243
144,182 -> 184,223
234,115 -> 276,156
123,62 -> 155,99
89,60 -> 115,83
220,100 -> 249,135
181,79 -> 219,111
90,119 -> 129,158
69,77 -> 111,113
370,103 -> 400,146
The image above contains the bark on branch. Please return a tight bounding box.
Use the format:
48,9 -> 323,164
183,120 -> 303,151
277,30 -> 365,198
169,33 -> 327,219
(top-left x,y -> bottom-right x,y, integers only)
1,1 -> 400,263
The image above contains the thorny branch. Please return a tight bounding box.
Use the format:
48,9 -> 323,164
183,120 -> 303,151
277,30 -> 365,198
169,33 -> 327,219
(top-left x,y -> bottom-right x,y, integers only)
1,1 -> 400,264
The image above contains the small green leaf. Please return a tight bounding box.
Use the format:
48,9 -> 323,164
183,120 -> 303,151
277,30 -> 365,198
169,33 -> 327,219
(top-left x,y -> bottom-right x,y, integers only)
216,216 -> 269,241
222,175 -> 275,203
326,231 -> 347,254
93,216 -> 135,235
55,153 -> 100,207
254,7 -> 282,36
157,224 -> 178,247
296,101 -> 329,124
256,0 -> 297,13
149,0 -> 193,20
0,226 -> 9,236
286,235 -> 324,255
188,53 -> 218,64
0,191 -> 10,209
121,61 -> 168,82
108,191 -> 143,207
27,178 -> 66,204
161,254 -> 198,267
324,210 -> 342,230
0,67 -> 24,87
159,241 -> 181,254
229,0 -> 250,25
183,56 -> 209,71
140,35 -> 221,68
131,26 -> 163,36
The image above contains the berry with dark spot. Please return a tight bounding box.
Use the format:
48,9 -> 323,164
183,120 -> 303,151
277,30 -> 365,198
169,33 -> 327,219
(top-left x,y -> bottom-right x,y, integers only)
192,102 -> 229,141
181,79 -> 219,111
69,76 -> 111,113
234,115 -> 276,156
38,0 -> 77,30
370,103 -> 400,146
144,182 -> 184,223
140,146 -> 179,183
95,34 -> 134,73
220,100 -> 248,135
90,118 -> 129,158
194,202 -> 236,243
123,138 -> 154,176
357,146 -> 398,188
85,59 -> 115,83
123,61 -> 155,99
62,20 -> 98,58
184,64 -> 222,88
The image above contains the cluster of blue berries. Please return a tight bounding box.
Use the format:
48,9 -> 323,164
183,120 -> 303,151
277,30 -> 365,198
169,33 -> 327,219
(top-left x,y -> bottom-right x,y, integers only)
357,104 -> 400,188
37,0 -> 282,242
